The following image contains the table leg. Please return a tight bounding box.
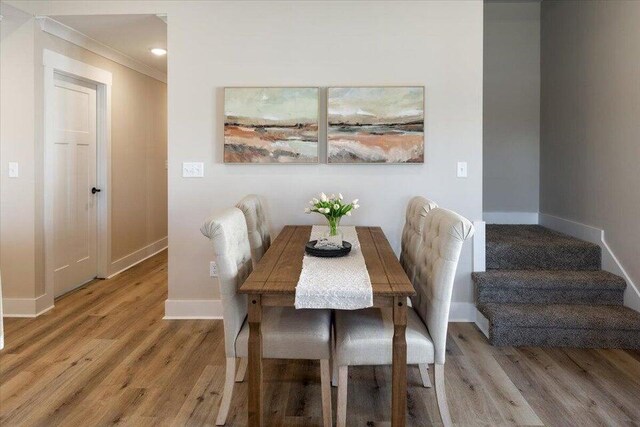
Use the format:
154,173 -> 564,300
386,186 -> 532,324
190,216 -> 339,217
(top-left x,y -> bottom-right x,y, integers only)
248,294 -> 263,426
392,296 -> 408,426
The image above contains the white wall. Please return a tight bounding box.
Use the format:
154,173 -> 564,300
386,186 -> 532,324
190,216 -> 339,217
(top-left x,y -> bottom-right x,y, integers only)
3,0 -> 484,320
0,3 -> 38,302
166,1 -> 484,316
540,0 -> 640,298
483,1 -> 540,215
0,1 -> 167,316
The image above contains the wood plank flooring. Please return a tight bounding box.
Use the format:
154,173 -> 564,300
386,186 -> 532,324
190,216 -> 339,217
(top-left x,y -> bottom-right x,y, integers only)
2,251 -> 640,426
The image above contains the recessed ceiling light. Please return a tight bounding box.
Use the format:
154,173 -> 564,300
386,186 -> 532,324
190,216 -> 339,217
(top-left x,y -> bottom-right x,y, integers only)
150,48 -> 167,56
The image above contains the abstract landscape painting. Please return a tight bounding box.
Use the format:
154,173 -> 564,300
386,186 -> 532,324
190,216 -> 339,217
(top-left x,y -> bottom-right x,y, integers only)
327,87 -> 424,164
224,87 -> 319,163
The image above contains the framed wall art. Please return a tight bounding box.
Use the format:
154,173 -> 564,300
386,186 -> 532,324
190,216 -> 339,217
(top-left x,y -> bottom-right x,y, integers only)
327,86 -> 424,164
224,87 -> 319,163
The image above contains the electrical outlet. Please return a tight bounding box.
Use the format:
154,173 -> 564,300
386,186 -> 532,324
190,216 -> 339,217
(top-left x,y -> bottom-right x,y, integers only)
457,161 -> 468,178
210,261 -> 218,277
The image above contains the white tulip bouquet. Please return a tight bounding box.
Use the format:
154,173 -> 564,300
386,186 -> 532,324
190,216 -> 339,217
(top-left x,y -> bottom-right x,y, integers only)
305,192 -> 360,237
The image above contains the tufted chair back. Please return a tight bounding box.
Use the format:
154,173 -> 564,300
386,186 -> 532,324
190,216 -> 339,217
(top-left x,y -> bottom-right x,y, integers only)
236,195 -> 272,265
399,196 -> 438,286
412,207 -> 474,365
201,207 -> 252,358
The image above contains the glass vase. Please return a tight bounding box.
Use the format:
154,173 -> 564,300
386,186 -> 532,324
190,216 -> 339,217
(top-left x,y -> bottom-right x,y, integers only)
322,217 -> 343,248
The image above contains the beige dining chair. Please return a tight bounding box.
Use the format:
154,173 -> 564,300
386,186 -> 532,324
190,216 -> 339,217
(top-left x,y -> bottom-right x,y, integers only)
236,194 -> 271,265
235,195 -> 272,383
333,207 -> 474,427
201,207 -> 333,426
399,196 -> 438,286
398,196 -> 438,389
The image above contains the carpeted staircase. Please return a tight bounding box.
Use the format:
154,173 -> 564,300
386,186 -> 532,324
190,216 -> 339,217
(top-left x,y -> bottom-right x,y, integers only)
473,225 -> 640,348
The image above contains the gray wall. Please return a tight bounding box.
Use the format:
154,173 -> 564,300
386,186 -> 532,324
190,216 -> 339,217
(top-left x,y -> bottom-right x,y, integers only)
483,1 -> 540,213
540,0 -> 640,287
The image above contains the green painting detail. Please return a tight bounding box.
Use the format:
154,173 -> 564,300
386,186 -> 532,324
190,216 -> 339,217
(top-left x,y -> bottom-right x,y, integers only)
327,87 -> 424,164
224,87 -> 319,163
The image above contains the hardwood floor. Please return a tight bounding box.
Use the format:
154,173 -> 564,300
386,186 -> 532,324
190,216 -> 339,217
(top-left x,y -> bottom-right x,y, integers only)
1,251 -> 640,426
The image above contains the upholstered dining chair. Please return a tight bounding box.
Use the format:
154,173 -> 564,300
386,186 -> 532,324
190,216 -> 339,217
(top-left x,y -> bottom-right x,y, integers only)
333,207 -> 474,427
398,196 -> 438,388
201,208 -> 332,426
234,195 -> 272,384
236,195 -> 271,265
399,196 -> 438,285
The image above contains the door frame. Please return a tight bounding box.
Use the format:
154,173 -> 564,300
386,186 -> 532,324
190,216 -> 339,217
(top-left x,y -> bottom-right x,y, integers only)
43,50 -> 112,306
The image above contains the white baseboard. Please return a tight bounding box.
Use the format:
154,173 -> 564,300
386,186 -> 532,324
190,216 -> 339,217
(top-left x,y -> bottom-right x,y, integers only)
475,309 -> 490,338
540,213 -> 640,312
473,220 -> 486,273
3,294 -> 54,317
483,211 -> 539,224
449,302 -> 476,322
108,237 -> 168,279
164,299 -> 223,319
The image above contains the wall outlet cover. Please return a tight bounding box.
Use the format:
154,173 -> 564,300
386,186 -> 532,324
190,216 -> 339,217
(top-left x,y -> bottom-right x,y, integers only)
209,261 -> 218,277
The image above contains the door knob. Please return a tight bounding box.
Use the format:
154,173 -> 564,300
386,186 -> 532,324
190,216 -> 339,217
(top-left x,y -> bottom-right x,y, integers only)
91,187 -> 102,194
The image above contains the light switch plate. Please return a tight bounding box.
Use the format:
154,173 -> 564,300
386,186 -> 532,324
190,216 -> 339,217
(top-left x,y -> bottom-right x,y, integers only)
8,162 -> 19,178
182,162 -> 204,178
457,161 -> 468,178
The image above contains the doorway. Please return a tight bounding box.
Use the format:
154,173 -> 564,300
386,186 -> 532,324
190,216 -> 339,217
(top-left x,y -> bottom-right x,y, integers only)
51,73 -> 99,297
43,50 -> 112,304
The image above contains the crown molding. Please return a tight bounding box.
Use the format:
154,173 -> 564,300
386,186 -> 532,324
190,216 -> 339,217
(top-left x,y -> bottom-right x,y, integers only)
36,16 -> 167,84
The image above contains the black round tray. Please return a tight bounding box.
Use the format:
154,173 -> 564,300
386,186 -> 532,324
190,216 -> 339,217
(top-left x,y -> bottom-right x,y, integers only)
305,240 -> 352,258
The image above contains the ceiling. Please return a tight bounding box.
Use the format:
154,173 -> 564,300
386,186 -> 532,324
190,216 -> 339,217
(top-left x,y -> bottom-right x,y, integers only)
52,14 -> 167,74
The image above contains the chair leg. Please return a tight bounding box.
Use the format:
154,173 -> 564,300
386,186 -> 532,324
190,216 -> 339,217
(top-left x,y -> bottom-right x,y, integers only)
235,357 -> 248,382
320,359 -> 332,427
216,357 -> 236,426
418,363 -> 432,388
336,366 -> 349,427
331,322 -> 338,387
434,364 -> 452,427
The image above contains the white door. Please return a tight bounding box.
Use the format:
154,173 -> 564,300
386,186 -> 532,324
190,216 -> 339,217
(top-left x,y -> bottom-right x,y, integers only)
52,73 -> 99,297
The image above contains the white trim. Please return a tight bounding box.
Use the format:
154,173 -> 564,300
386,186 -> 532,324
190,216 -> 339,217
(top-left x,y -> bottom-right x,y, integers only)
108,237 -> 168,278
164,299 -> 223,319
540,213 -> 640,312
449,302 -> 476,322
483,212 -> 539,224
43,49 -> 112,85
472,220 -> 486,273
475,309 -> 490,338
43,50 -> 112,311
2,294 -> 54,318
37,17 -> 167,83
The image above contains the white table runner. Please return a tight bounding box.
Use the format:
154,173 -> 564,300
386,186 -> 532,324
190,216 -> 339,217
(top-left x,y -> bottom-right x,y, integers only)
295,225 -> 373,310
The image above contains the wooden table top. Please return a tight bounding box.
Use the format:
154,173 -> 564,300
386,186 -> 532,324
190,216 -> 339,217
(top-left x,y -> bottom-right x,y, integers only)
239,225 -> 415,297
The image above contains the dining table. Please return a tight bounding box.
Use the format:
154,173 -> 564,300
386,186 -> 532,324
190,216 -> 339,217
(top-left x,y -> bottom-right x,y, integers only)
238,225 -> 416,426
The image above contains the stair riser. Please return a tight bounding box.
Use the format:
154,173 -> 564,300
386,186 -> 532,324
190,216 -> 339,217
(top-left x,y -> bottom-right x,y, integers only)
477,288 -> 624,305
486,244 -> 601,270
489,326 -> 640,349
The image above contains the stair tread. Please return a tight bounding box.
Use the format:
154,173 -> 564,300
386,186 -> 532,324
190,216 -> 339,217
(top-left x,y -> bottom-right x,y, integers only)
472,270 -> 626,290
486,225 -> 599,248
485,225 -> 601,271
478,303 -> 640,330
